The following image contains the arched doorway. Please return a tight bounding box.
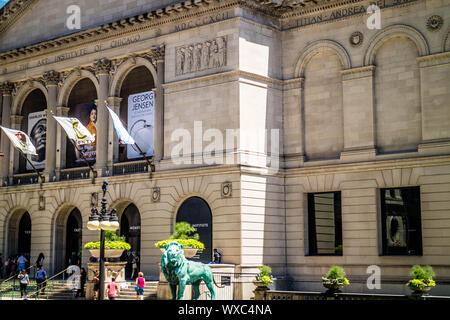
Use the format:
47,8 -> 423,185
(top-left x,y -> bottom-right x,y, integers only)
65,209 -> 82,267
53,207 -> 83,273
17,212 -> 32,258
176,197 -> 212,263
119,203 -> 141,278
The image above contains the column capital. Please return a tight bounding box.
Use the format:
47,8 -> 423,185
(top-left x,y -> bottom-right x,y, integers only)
106,96 -> 123,107
42,70 -> 61,86
10,114 -> 24,126
0,81 -> 15,96
94,58 -> 112,75
56,106 -> 70,116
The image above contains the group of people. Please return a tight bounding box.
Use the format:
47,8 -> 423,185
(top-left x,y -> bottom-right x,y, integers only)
92,269 -> 145,300
0,253 -> 31,279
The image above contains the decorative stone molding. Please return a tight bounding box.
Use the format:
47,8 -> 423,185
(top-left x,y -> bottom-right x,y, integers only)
42,70 -> 61,86
94,58 -> 112,75
295,39 -> 351,77
151,187 -> 161,202
341,65 -> 375,81
349,31 -> 363,47
175,36 -> 226,76
426,15 -> 443,32
0,81 -> 15,95
0,0 -> 36,34
221,182 -> 232,198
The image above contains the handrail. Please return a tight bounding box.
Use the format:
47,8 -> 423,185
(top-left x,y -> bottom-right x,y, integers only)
28,266 -> 72,300
0,264 -> 35,285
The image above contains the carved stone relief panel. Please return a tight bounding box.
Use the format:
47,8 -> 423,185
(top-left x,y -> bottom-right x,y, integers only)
175,36 -> 227,76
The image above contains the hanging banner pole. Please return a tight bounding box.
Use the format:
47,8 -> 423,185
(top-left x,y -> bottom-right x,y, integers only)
133,141 -> 155,178
68,139 -> 97,184
19,150 -> 45,187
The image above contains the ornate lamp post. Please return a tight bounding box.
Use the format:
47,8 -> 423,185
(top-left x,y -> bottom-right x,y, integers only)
87,181 -> 119,300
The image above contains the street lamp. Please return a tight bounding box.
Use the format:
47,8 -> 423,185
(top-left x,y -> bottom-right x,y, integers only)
87,180 -> 119,300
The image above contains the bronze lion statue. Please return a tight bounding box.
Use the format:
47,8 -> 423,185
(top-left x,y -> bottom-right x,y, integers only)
161,241 -> 216,300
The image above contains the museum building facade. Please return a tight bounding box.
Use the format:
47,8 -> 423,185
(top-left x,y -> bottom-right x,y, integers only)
0,0 -> 449,297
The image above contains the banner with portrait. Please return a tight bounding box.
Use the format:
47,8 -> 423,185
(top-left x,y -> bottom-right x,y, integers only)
65,102 -> 97,167
27,110 -> 47,170
127,91 -> 154,159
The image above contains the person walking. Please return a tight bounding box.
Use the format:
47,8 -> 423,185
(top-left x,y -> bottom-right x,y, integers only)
93,270 -> 100,300
107,277 -> 120,300
17,254 -> 27,272
135,272 -> 145,300
9,255 -> 17,277
18,269 -> 30,298
75,268 -> 87,298
35,266 -> 48,295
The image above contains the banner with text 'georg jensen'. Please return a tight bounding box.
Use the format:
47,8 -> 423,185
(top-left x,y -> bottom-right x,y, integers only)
127,91 -> 154,159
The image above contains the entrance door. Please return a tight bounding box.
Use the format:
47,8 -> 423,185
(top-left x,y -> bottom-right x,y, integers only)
176,197 -> 212,263
18,212 -> 32,258
65,209 -> 82,267
120,204 -> 141,278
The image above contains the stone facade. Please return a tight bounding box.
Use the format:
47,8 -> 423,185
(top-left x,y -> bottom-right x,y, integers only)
0,0 -> 449,298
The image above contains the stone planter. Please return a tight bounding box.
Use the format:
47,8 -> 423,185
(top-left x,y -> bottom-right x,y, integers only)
323,281 -> 346,294
159,247 -> 198,258
408,284 -> 433,296
88,249 -> 124,258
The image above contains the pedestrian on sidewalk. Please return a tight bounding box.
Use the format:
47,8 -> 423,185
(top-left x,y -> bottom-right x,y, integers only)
135,272 -> 145,300
75,267 -> 87,298
17,254 -> 27,272
107,277 -> 120,300
93,270 -> 100,300
36,266 -> 48,294
18,269 -> 30,298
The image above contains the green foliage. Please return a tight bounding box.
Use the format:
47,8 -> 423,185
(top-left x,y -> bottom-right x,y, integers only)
407,278 -> 436,291
409,265 -> 435,280
322,266 -> 350,287
170,222 -> 200,240
155,239 -> 205,250
255,265 -> 274,285
84,230 -> 131,250
84,241 -> 131,250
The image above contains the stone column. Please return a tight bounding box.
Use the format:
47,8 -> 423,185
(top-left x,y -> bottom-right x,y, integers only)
10,115 -> 24,176
154,48 -> 165,161
283,77 -> 304,168
55,106 -> 70,180
43,71 -> 60,181
106,97 -> 122,171
0,82 -> 14,183
94,58 -> 111,176
340,66 -> 377,162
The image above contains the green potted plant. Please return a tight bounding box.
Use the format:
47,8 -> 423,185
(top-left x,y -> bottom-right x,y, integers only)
85,230 -> 131,258
322,266 -> 350,294
154,222 -> 205,258
253,265 -> 274,289
406,265 -> 436,295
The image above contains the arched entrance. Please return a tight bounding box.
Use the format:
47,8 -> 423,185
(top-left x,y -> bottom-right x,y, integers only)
119,203 -> 141,279
65,209 -> 82,267
176,197 -> 212,263
53,206 -> 83,273
18,212 -> 32,258
7,210 -> 32,261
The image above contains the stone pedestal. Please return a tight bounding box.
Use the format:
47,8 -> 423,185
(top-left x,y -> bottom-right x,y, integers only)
157,262 -> 192,300
86,261 -> 126,300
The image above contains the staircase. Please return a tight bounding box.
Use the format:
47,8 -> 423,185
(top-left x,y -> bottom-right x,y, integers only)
116,281 -> 158,300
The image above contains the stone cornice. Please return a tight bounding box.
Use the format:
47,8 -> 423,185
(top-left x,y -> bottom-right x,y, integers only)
417,52 -> 450,68
0,0 -> 37,34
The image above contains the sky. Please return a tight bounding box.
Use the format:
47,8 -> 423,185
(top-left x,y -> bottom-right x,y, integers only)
0,0 -> 10,10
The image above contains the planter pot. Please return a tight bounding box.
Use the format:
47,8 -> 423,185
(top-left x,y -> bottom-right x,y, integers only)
323,282 -> 346,293
159,247 -> 198,258
88,249 -> 124,258
408,285 -> 433,296
253,280 -> 270,290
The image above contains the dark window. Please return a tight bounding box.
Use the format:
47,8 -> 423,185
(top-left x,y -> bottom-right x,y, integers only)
307,192 -> 342,256
380,187 -> 422,255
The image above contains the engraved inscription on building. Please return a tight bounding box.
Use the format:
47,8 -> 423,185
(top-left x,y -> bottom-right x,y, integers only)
175,36 -> 227,76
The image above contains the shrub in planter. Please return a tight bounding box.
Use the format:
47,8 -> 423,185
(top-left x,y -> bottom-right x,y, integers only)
322,266 -> 350,292
406,265 -> 436,294
85,230 -> 132,251
253,265 -> 274,287
154,222 -> 205,250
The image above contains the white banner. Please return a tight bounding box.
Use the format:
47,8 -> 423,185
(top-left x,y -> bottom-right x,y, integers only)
127,91 -> 154,159
27,110 -> 47,170
0,126 -> 37,156
53,116 -> 95,145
